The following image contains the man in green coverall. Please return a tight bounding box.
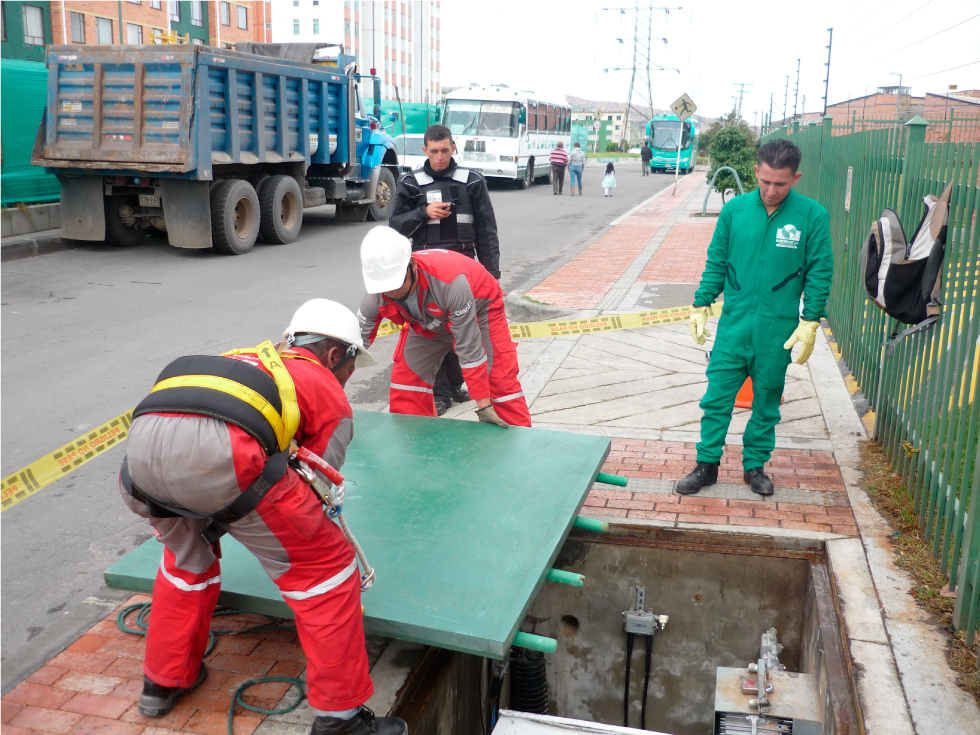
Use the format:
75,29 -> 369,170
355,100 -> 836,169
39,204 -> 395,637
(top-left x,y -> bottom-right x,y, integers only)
678,138 -> 834,496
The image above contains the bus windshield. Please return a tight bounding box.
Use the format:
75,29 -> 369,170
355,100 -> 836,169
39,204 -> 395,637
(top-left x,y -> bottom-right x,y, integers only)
444,101 -> 521,138
650,121 -> 692,151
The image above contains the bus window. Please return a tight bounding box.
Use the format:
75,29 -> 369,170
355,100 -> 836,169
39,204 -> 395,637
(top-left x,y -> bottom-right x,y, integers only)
529,102 -> 537,131
548,104 -> 555,132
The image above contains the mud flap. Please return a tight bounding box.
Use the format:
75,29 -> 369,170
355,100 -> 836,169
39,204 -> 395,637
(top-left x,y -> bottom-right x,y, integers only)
161,179 -> 212,249
58,175 -> 105,241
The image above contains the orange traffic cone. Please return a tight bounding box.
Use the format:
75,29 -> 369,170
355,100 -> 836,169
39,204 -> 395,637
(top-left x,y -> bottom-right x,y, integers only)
734,378 -> 784,408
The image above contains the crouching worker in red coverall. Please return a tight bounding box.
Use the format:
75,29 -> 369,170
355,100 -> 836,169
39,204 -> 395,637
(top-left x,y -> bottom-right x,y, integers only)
357,226 -> 532,427
119,299 -> 407,735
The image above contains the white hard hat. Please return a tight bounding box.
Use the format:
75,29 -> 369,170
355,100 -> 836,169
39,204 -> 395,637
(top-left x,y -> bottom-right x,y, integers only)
283,299 -> 377,368
361,226 -> 412,294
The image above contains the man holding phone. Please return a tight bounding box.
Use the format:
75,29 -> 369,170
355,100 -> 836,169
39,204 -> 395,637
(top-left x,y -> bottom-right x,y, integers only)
389,124 -> 502,415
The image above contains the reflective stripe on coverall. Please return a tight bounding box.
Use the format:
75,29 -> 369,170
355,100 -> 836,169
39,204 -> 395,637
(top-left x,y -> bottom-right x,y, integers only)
119,347 -> 373,711
692,187 -> 833,469
358,249 -> 532,427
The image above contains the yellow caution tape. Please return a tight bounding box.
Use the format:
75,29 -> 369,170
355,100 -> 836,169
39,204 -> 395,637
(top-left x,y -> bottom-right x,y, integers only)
1,411 -> 133,512
1,301 -> 723,512
374,302 -> 723,341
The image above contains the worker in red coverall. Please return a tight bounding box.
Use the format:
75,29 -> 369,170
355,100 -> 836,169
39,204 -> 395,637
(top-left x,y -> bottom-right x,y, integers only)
357,226 -> 532,428
120,300 -> 407,735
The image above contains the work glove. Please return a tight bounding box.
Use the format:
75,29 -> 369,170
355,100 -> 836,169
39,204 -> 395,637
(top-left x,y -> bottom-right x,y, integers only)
783,319 -> 821,364
475,405 -> 509,429
689,306 -> 711,345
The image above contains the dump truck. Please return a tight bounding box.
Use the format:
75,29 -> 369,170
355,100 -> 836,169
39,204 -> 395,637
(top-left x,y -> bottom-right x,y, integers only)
31,43 -> 400,254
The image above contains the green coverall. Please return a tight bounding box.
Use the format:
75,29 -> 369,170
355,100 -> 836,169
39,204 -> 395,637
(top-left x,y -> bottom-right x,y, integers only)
692,187 -> 834,469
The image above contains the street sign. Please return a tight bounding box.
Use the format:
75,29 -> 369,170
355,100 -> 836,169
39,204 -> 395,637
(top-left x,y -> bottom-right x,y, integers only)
593,121 -> 601,131
670,93 -> 697,121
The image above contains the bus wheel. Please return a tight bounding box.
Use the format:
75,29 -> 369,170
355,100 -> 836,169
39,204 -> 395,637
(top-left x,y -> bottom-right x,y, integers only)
519,161 -> 533,189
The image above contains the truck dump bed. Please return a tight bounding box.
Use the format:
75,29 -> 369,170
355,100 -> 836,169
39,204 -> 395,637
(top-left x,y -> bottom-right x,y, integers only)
36,44 -> 351,177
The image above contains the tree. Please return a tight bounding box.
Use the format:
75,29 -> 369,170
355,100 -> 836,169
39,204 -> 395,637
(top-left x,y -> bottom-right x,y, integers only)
706,111 -> 758,201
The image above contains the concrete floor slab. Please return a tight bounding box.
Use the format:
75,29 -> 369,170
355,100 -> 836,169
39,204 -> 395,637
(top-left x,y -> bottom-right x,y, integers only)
535,383 -> 708,425
849,640 -> 917,735
597,399 -> 706,430
827,538 -> 890,645
531,372 -> 703,414
537,369 -> 671,397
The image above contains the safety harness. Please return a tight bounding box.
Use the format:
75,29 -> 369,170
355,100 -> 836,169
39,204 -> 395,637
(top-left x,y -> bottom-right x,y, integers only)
121,341 -> 301,546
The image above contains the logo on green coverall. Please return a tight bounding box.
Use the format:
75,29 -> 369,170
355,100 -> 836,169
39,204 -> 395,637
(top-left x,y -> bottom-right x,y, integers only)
775,224 -> 802,249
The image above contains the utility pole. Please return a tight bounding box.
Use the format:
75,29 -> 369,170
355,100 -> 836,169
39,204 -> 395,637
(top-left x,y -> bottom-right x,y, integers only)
783,76 -> 789,127
732,82 -> 752,117
822,27 -> 833,115
793,59 -> 800,120
890,71 -> 903,117
769,93 -> 774,130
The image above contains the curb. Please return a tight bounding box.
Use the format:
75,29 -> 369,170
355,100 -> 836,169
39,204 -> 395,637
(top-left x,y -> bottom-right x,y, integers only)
1,231 -> 77,262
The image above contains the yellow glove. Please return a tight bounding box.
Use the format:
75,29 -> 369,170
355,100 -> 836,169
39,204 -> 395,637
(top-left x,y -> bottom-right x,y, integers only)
783,319 -> 820,364
689,306 -> 711,345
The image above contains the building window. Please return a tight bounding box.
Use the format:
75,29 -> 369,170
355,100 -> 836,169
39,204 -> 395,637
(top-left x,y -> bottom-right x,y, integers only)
22,4 -> 44,45
1,7 -> 6,42
293,0 -> 299,5
355,1 -> 359,8
354,22 -> 359,38
293,19 -> 299,34
191,1 -> 203,27
313,1 -> 319,4
237,5 -> 247,29
96,16 -> 113,44
150,0 -> 162,8
152,27 -> 164,42
70,11 -> 85,43
220,2 -> 230,25
344,19 -> 350,35
313,19 -> 319,34
127,23 -> 143,44
170,3 -> 180,22
127,1 -> 142,5
192,37 -> 204,45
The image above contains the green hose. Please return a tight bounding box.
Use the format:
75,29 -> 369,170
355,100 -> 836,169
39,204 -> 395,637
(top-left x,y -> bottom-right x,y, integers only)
117,603 -> 305,735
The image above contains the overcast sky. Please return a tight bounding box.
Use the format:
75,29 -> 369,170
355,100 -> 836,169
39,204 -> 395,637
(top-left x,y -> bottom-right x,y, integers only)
440,0 -> 980,121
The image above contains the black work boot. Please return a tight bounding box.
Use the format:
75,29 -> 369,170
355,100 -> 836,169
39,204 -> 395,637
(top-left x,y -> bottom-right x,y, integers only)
451,385 -> 470,404
138,663 -> 207,716
434,397 -> 452,416
675,462 -> 719,495
310,707 -> 408,735
744,468 -> 775,496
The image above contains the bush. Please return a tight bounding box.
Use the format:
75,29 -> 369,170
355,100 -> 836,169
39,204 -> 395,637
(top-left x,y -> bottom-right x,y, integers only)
706,111 -> 758,200
605,142 -> 619,152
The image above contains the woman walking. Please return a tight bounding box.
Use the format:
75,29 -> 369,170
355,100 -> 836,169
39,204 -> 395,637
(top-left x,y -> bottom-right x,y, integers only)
567,142 -> 586,196
602,162 -> 617,197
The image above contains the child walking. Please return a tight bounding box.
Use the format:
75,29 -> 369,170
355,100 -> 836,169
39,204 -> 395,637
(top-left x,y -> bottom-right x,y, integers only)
602,162 -> 617,197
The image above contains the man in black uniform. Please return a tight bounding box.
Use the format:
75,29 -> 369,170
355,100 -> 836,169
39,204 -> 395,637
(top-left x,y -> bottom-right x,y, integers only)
388,124 -> 502,415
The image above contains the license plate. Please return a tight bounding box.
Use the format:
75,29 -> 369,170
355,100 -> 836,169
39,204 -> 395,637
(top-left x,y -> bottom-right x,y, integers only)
139,195 -> 161,208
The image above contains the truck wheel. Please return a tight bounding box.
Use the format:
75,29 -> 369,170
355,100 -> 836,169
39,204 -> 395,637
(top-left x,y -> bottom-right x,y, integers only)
211,179 -> 259,255
518,161 -> 533,189
104,196 -> 147,247
367,168 -> 397,221
258,175 -> 303,244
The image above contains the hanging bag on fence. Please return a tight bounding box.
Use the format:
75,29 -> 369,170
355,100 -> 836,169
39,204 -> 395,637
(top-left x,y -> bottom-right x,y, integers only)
858,182 -> 952,353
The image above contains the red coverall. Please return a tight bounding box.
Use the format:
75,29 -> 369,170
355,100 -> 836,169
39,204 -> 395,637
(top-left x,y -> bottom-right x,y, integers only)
358,249 -> 532,427
120,347 -> 373,711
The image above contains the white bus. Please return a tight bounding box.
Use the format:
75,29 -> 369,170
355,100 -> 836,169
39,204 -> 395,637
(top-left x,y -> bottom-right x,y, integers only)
442,84 -> 571,189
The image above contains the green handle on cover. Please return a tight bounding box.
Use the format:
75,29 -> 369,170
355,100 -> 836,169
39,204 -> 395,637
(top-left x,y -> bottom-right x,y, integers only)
547,569 -> 584,587
513,631 -> 558,653
574,516 -> 609,533
596,472 -> 628,487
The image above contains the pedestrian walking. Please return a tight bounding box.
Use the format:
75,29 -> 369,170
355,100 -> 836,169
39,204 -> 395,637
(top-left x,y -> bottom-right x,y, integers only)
389,124 -> 501,415
602,162 -> 617,197
679,138 -> 833,498
550,141 -> 568,195
567,142 -> 586,196
640,141 -> 653,176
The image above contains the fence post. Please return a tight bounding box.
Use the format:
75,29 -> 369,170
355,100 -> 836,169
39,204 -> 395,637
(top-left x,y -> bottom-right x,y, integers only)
793,120 -> 800,135
953,440 -> 980,648
900,116 -> 928,216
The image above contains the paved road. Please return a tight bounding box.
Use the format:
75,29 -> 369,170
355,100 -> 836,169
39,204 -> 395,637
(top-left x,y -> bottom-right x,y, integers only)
0,165 -> 676,689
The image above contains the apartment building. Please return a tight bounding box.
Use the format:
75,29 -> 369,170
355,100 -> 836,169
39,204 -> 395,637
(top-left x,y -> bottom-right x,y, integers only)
271,0 -> 441,104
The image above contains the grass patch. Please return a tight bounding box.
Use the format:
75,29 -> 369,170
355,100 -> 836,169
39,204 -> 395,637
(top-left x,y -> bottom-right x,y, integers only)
859,440 -> 980,703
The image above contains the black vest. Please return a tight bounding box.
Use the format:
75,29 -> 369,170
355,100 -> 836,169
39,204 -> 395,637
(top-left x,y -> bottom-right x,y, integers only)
411,165 -> 477,250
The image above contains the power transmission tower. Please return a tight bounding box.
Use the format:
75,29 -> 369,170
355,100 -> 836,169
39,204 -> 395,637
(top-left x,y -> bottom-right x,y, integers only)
793,59 -> 800,119
602,3 -> 681,148
822,28 -> 833,115
733,82 -> 752,117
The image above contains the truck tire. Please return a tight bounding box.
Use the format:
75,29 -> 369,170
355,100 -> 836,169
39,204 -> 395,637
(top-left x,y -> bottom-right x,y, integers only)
258,175 -> 303,244
210,179 -> 259,255
367,167 -> 397,221
104,195 -> 147,247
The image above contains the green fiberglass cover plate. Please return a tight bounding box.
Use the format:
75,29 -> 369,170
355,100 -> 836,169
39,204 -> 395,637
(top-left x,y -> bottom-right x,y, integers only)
105,411 -> 610,659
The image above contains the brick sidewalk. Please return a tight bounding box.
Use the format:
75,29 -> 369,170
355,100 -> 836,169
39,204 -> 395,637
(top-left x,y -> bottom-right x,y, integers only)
525,173 -> 703,309
638,220 -> 715,283
1,594 -> 304,735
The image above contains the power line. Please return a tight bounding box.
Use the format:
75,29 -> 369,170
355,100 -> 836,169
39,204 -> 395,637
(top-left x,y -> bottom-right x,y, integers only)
856,0 -> 892,26
906,59 -> 980,81
883,13 -> 980,57
866,0 -> 933,42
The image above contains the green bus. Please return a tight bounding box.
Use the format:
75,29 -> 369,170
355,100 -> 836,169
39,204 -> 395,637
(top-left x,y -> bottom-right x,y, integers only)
644,114 -> 698,173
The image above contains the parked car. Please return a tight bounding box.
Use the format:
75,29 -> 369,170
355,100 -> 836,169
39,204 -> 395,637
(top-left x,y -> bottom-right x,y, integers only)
394,134 -> 427,171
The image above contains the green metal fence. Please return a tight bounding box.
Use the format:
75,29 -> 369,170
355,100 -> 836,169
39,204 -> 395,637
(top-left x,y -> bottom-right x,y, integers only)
763,118 -> 980,666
